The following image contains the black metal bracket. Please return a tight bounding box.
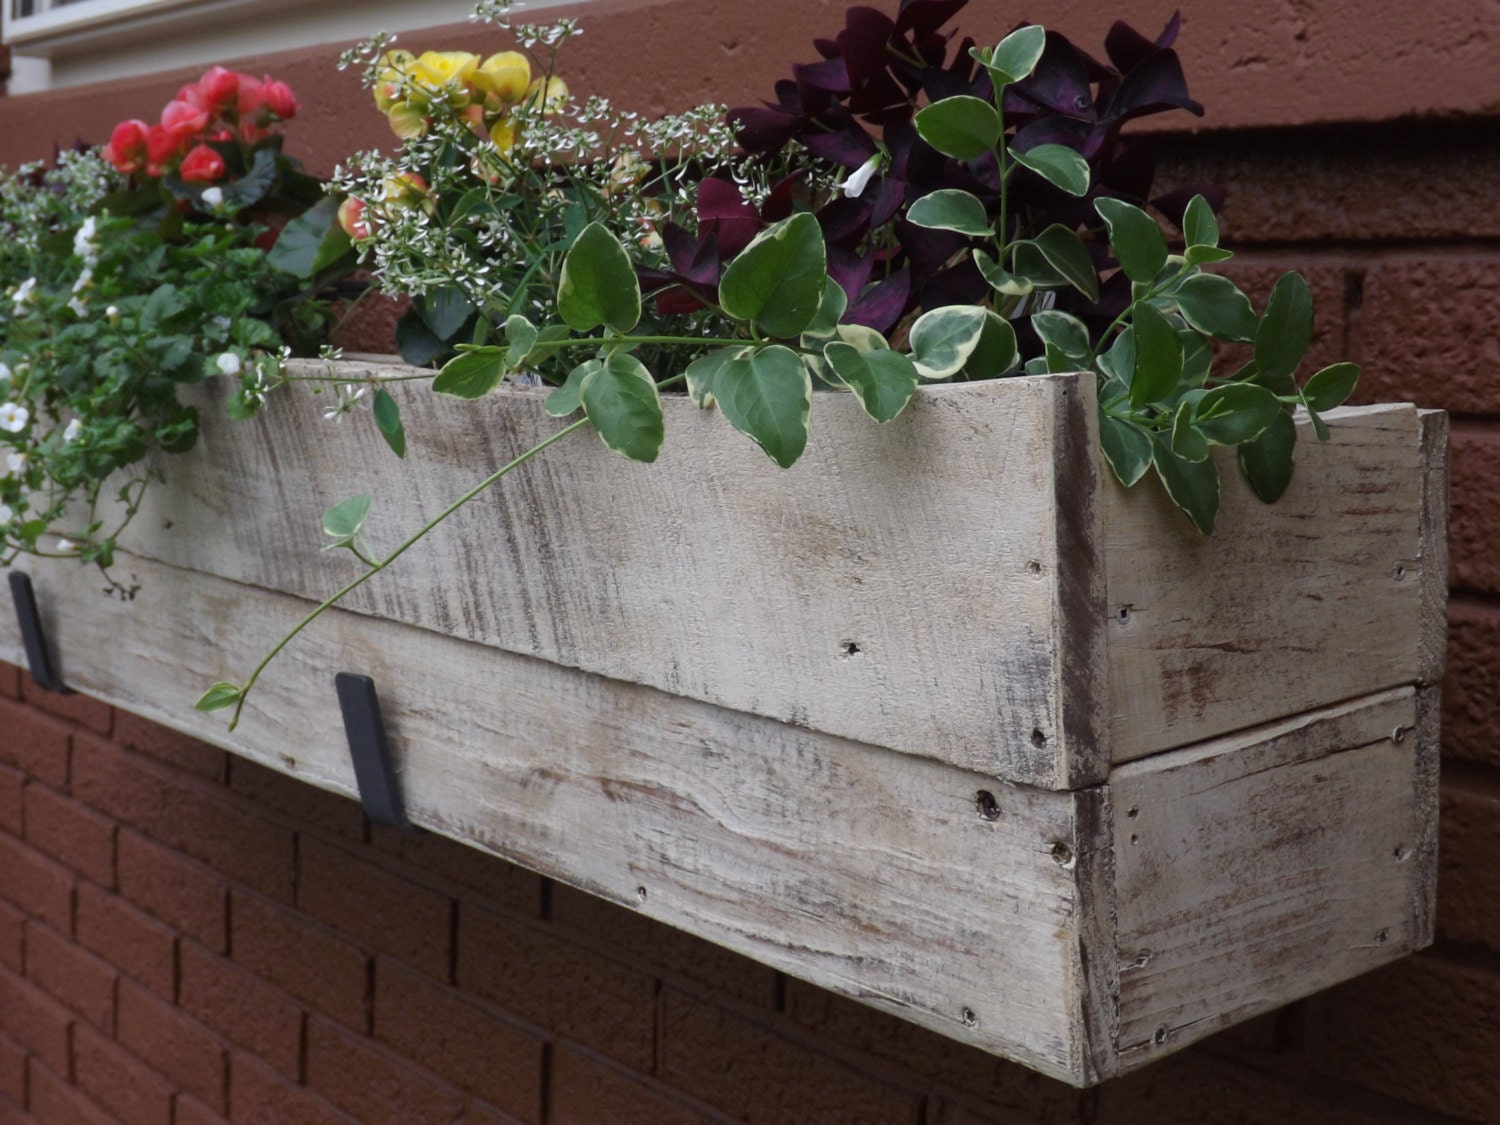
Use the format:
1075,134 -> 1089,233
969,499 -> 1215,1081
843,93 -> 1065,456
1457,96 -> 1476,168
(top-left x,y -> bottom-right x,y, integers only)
334,672 -> 418,833
9,572 -> 71,694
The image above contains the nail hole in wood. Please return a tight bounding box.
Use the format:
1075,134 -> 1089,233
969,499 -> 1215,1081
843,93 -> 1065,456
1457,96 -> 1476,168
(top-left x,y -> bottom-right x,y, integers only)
1115,605 -> 1131,624
1392,564 -> 1407,580
975,790 -> 1001,821
1030,727 -> 1047,748
1026,559 -> 1042,575
1394,844 -> 1408,861
635,886 -> 648,904
1375,928 -> 1389,944
1127,806 -> 1139,819
960,1007 -> 978,1027
1049,842 -> 1075,869
1152,1026 -> 1168,1046
1129,833 -> 1140,846
839,640 -> 862,658
1391,726 -> 1406,744
1132,951 -> 1151,969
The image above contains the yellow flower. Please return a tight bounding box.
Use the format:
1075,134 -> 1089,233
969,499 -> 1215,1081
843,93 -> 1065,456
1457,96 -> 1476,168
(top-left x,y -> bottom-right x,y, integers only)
373,49 -> 415,113
489,115 -> 521,153
411,50 -> 478,108
471,51 -> 531,107
386,102 -> 428,139
526,75 -> 569,115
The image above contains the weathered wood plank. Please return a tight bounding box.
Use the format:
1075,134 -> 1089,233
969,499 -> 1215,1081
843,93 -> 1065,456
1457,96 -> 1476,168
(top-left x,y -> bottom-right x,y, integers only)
1417,409 -> 1450,684
1108,687 -> 1430,1070
0,552 -> 1102,1083
1103,404 -> 1427,762
113,367 -> 1104,788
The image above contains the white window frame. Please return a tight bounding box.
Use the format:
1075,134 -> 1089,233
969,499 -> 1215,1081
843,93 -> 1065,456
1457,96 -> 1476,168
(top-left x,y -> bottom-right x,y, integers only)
3,0 -> 571,95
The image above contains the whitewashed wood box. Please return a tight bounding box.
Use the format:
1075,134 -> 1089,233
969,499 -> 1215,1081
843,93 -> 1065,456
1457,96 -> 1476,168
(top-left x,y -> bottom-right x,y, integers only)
0,360 -> 1446,1085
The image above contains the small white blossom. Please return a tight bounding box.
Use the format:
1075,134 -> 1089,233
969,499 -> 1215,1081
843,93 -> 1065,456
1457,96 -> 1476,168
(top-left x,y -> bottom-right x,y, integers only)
72,215 -> 99,262
10,277 -> 36,317
67,296 -> 89,317
0,402 -> 28,433
322,383 -> 368,421
0,504 -> 11,524
216,352 -> 243,377
55,537 -> 77,554
72,266 -> 93,294
0,362 -> 10,382
200,186 -> 225,207
5,451 -> 27,476
63,418 -> 82,442
839,153 -> 886,199
105,306 -> 120,323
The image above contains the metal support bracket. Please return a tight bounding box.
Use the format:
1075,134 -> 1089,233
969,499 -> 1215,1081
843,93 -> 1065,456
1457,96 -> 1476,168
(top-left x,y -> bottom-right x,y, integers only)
8,572 -> 71,694
334,672 -> 417,833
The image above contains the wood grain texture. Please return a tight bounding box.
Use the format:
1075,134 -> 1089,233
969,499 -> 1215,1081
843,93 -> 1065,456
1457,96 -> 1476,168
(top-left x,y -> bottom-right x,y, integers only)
1107,687 -> 1430,1071
1103,404 -> 1430,762
1417,409 -> 1451,684
1410,685 -> 1441,949
0,552 -> 1102,1084
113,365 -> 1099,788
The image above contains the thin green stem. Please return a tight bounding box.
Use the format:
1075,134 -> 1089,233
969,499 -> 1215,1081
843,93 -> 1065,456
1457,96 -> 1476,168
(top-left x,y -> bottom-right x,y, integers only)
225,415 -> 593,729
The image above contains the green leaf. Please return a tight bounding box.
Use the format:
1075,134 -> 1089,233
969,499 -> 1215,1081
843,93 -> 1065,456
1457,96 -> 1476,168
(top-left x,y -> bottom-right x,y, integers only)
907,305 -> 989,379
718,213 -> 828,339
1129,303 -> 1183,407
1095,197 -> 1168,285
394,309 -> 447,367
1173,274 -> 1259,342
433,347 -> 506,398
974,24 -> 1046,86
267,196 -> 346,279
195,682 -> 244,712
1308,407 -> 1331,443
1171,402 -> 1210,462
580,352 -> 664,462
1011,144 -> 1090,197
1302,361 -> 1360,412
1030,310 -> 1091,360
684,347 -> 746,409
1028,225 -> 1100,301
417,286 -> 475,342
974,249 -> 1034,297
1182,194 -> 1219,249
545,360 -> 595,417
963,311 -> 1020,379
503,314 -> 539,369
1194,383 -> 1282,445
218,148 -> 278,208
1151,433 -> 1220,534
140,284 -> 188,333
322,493 -> 372,541
1185,244 -> 1234,266
906,189 -> 992,237
913,95 -> 1001,161
1254,271 -> 1313,379
803,277 -> 848,340
372,389 -> 406,458
558,221 -> 642,333
824,342 -> 919,423
1099,415 -> 1152,486
1238,409 -> 1298,502
714,344 -> 812,468
1098,327 -> 1135,385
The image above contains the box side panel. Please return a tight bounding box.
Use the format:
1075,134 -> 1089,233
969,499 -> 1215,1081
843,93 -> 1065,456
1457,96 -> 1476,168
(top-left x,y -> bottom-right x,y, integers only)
1417,409 -> 1450,685
1105,404 -> 1427,761
1108,688 -> 1432,1073
106,367 -> 1081,786
0,553 -> 1097,1083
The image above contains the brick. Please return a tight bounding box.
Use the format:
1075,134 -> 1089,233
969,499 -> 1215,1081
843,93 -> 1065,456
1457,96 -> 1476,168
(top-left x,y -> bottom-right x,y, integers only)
176,1093 -> 231,1125
1357,258 -> 1500,414
0,662 -> 19,699
1300,953 -> 1500,1121
0,1034 -> 22,1104
1449,428 -> 1500,596
466,1102 -> 529,1125
19,674 -> 111,733
227,758 -> 364,841
114,711 -> 226,782
0,901 -> 19,973
0,831 -> 73,931
552,884 -> 778,1009
659,989 -> 923,1125
0,1096 -> 22,1125
0,968 -> 70,1073
457,903 -> 655,1072
1443,600 -> 1500,769
73,734 -> 294,902
0,766 -> 18,836
784,981 -> 1087,1120
298,836 -> 451,981
24,783 -> 115,886
76,881 -> 176,998
227,1050 -> 350,1125
372,958 -> 544,1123
180,942 -> 303,1079
73,1020 -> 174,1125
305,1017 -> 465,1125
231,890 -> 370,1031
368,825 -> 542,915
0,697 -> 70,788
27,1059 -> 117,1125
551,1045 -> 723,1125
1437,774 -> 1500,953
24,922 -> 115,1032
118,830 -> 226,951
118,978 -> 226,1109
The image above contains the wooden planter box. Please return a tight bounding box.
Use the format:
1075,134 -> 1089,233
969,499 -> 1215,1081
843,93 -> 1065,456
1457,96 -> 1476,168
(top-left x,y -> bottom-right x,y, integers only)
0,359 -> 1447,1085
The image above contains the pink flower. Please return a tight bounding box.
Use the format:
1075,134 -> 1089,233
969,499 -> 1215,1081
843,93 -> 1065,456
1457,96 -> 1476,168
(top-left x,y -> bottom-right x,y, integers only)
337,197 -> 371,240
102,118 -> 150,174
144,124 -> 185,176
179,144 -> 225,183
195,66 -> 241,113
236,75 -> 266,120
261,78 -> 298,120
160,99 -> 210,140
